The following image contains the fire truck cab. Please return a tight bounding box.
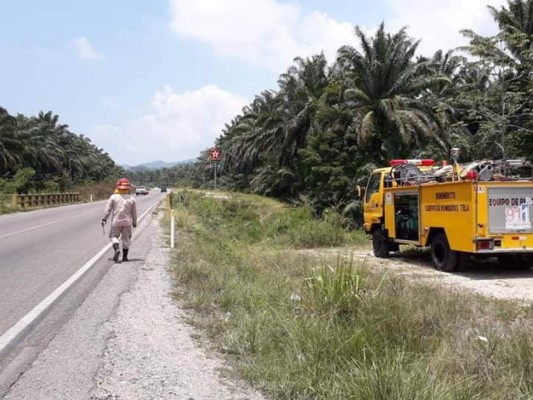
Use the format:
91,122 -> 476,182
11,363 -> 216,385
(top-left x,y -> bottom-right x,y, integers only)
362,157 -> 533,271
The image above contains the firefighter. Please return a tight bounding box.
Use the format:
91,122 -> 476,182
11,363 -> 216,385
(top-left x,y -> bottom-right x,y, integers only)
102,178 -> 138,262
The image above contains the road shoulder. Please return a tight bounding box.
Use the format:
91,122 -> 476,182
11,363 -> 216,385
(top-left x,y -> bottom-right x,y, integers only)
5,210 -> 265,400
90,211 -> 266,399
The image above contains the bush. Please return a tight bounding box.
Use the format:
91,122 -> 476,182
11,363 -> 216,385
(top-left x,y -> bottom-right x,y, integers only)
271,207 -> 346,248
0,168 -> 36,194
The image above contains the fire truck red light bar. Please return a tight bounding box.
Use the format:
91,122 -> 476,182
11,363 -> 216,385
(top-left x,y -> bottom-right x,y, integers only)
390,159 -> 435,167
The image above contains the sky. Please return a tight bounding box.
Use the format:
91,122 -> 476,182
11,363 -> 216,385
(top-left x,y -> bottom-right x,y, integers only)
0,0 -> 507,166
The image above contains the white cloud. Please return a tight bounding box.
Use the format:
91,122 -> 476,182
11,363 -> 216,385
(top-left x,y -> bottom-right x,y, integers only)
89,0 -> 512,165
71,36 -> 103,60
386,0 -> 508,56
169,0 -> 509,68
91,85 -> 247,165
168,0 -> 355,71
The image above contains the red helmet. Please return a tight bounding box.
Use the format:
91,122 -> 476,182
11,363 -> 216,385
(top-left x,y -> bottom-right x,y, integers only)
115,178 -> 131,190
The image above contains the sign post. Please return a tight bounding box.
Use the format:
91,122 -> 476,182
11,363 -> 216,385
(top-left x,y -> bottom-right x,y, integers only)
208,148 -> 221,190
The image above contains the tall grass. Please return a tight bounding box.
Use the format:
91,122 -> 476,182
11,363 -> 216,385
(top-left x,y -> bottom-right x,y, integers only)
173,190 -> 365,248
169,190 -> 533,399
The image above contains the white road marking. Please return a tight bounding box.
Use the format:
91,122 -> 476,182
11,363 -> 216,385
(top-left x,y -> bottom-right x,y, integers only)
0,201 -> 160,354
0,210 -> 96,239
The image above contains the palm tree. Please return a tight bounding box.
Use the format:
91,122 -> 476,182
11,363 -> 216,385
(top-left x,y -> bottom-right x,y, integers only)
0,107 -> 120,191
459,0 -> 533,160
488,0 -> 533,55
337,23 -> 451,163
16,114 -> 64,177
415,50 -> 474,157
221,90 -> 283,174
277,54 -> 329,168
0,107 -> 22,174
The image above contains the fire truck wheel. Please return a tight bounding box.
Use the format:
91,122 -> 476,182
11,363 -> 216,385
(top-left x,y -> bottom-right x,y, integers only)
431,233 -> 458,272
372,228 -> 390,258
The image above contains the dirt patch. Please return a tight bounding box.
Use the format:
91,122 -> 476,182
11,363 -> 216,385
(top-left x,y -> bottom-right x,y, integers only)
299,247 -> 533,303
203,192 -> 230,199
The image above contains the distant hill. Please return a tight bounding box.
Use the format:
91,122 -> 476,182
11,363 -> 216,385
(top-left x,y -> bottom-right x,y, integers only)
121,159 -> 196,170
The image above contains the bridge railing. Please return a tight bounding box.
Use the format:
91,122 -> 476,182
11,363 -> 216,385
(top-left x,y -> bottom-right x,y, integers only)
8,192 -> 81,209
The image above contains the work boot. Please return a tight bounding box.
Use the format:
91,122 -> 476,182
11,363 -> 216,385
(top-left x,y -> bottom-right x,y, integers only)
122,248 -> 129,262
112,243 -> 120,262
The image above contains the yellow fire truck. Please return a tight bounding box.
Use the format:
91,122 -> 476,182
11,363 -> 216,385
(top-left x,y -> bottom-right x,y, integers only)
361,153 -> 533,271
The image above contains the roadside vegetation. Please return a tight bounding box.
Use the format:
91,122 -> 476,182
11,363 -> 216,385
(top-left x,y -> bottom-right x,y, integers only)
170,190 -> 533,400
0,110 -> 122,195
130,0 -> 533,222
3,1 -> 533,225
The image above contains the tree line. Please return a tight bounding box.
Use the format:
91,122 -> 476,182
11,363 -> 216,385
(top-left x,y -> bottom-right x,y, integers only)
0,109 -> 121,193
3,1 -> 533,214
136,0 -> 533,218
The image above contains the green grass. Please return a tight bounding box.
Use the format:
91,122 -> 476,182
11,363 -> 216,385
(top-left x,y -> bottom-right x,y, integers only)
169,189 -> 533,400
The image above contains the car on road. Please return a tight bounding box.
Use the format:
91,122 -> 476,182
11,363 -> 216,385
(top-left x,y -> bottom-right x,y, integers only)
160,186 -> 167,193
136,186 -> 149,196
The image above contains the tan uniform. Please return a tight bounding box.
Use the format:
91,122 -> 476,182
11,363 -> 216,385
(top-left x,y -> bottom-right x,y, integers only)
103,193 -> 137,249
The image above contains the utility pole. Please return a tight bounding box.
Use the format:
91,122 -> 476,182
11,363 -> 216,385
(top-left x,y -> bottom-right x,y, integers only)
214,162 -> 217,190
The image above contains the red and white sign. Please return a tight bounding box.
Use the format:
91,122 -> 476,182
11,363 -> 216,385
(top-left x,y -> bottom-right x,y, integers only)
209,148 -> 221,161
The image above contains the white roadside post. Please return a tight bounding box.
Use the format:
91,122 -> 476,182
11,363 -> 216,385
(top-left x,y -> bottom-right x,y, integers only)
167,193 -> 175,248
171,209 -> 175,248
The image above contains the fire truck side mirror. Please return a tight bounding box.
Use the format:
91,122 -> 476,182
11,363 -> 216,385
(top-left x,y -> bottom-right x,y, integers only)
356,185 -> 365,198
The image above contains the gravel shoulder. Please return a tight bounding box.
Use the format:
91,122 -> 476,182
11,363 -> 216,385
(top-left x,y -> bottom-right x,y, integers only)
4,211 -> 266,400
89,212 -> 266,400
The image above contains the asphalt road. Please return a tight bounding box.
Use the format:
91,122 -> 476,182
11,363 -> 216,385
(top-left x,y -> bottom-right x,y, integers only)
0,193 -> 162,356
1,206 -> 267,400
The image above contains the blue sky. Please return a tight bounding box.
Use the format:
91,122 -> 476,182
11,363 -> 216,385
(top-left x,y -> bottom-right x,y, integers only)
0,0 -> 505,165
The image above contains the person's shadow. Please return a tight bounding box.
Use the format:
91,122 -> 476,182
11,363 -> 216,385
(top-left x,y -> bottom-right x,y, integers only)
107,257 -> 145,263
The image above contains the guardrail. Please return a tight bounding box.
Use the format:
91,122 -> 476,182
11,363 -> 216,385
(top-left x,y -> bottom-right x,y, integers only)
9,192 -> 80,209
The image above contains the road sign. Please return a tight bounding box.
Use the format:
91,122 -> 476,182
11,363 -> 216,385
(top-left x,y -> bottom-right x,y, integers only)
209,148 -> 221,161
